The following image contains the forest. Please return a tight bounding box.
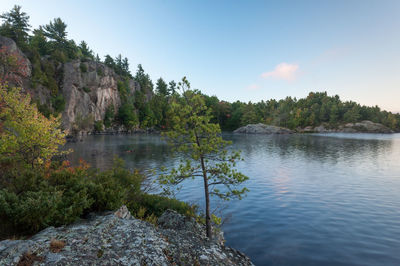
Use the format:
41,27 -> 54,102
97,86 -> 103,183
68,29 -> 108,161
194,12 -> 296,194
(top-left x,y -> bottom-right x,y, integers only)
1,5 -> 399,132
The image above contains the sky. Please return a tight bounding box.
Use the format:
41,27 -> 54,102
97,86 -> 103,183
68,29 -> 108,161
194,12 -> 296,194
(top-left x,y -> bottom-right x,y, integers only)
2,0 -> 400,113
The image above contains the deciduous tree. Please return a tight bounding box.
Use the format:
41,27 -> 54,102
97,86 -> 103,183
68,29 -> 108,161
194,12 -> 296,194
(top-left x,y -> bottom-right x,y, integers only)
0,85 -> 68,168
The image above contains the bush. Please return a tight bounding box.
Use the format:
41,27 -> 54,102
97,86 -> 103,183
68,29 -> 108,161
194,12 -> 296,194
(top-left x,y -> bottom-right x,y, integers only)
97,68 -> 104,77
80,63 -> 87,73
36,101 -> 52,118
72,113 -> 94,133
0,159 -> 144,238
87,159 -> 142,212
51,94 -> 65,114
82,86 -> 91,93
104,105 -> 114,128
127,193 -> 197,219
0,189 -> 63,235
94,120 -> 103,132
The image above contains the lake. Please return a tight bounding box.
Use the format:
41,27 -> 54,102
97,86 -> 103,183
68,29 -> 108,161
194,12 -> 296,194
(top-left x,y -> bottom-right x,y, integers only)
66,133 -> 400,265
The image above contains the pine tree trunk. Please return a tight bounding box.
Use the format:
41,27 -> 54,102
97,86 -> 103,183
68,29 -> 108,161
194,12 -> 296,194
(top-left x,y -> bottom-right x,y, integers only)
200,156 -> 212,239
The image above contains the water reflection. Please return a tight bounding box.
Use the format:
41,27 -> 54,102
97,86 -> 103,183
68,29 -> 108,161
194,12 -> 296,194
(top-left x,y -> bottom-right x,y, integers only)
227,134 -> 393,165
66,133 -> 400,266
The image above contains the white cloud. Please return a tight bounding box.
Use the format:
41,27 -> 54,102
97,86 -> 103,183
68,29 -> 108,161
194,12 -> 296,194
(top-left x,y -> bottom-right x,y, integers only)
261,63 -> 299,81
246,84 -> 260,91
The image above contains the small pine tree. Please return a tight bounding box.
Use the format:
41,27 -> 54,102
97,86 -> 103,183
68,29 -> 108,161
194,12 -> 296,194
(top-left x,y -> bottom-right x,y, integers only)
159,77 -> 249,239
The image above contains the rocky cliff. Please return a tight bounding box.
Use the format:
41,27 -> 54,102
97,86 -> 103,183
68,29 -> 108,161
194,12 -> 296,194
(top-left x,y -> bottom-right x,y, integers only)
61,60 -> 139,132
0,206 -> 253,266
0,36 -> 143,134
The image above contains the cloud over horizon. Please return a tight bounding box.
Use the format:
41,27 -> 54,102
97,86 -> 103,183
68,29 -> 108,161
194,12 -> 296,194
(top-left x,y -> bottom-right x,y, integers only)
261,63 -> 299,81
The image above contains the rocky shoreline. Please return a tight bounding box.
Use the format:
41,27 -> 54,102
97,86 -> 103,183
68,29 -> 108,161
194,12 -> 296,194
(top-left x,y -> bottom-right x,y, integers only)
234,121 -> 395,135
0,206 -> 253,266
297,120 -> 394,134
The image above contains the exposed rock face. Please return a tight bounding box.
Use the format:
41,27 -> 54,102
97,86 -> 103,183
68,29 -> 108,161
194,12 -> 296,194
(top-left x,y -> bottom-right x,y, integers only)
299,121 -> 394,133
61,60 -> 139,133
0,36 -> 144,134
234,123 -> 293,134
0,36 -> 31,88
0,207 -> 253,266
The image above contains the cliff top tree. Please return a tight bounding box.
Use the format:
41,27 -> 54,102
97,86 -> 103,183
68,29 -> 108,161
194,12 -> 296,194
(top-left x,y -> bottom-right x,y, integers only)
156,77 -> 168,96
168,80 -> 177,95
43,18 -> 67,44
79,40 -> 94,60
135,64 -> 153,93
159,77 -> 249,239
0,5 -> 31,48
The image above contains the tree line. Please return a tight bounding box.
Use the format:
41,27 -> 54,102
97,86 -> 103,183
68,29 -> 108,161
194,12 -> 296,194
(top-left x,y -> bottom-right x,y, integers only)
203,92 -> 400,131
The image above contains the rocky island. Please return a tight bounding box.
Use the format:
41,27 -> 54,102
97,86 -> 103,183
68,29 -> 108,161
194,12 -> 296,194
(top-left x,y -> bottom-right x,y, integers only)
234,121 -> 395,134
0,206 -> 253,266
234,123 -> 293,134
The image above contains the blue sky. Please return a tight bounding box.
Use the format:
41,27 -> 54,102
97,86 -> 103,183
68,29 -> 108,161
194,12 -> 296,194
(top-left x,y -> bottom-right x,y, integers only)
2,0 -> 400,112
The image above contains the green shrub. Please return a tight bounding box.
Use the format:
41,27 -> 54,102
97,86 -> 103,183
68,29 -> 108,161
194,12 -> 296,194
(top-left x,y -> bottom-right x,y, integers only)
51,94 -> 65,114
82,86 -> 91,93
73,113 -> 94,132
80,63 -> 87,73
0,158 -> 144,238
0,189 -> 63,235
46,77 -> 58,96
97,68 -> 104,77
47,166 -> 94,225
104,105 -> 114,128
51,50 -> 67,63
94,120 -> 103,132
117,80 -> 129,100
87,159 -> 142,212
127,193 -> 197,219
36,101 -> 52,118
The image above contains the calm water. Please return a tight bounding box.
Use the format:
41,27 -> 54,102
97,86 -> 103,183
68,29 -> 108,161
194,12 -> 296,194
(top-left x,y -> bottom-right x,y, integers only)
66,133 -> 400,265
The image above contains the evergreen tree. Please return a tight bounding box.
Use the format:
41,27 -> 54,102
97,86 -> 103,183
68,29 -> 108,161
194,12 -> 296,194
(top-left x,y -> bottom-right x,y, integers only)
156,78 -> 168,96
159,77 -> 248,239
42,18 -> 67,46
0,5 -> 31,48
168,80 -> 177,95
134,64 -> 153,93
30,28 -> 49,56
104,55 -> 115,69
79,40 -> 94,60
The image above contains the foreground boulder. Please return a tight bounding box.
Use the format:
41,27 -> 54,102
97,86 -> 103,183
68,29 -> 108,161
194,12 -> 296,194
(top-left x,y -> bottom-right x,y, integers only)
0,206 -> 253,266
234,123 -> 293,134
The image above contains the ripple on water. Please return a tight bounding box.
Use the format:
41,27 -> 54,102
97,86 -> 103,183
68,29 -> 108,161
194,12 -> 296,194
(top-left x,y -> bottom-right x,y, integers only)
66,133 -> 400,266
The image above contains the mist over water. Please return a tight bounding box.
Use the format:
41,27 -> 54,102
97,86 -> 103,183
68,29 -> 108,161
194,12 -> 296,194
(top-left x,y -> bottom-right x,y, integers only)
67,133 -> 400,265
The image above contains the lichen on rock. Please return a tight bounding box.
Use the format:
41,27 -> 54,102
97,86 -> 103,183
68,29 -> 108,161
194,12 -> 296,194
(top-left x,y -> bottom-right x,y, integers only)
0,206 -> 253,265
